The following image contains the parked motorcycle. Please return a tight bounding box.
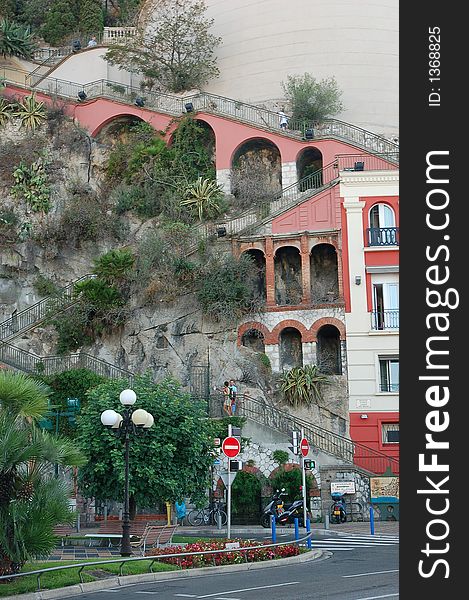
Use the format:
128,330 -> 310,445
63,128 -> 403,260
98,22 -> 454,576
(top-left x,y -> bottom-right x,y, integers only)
330,492 -> 347,523
260,488 -> 308,527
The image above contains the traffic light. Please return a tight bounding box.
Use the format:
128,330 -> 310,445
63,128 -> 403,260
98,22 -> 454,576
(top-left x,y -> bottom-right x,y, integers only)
304,459 -> 315,470
289,430 -> 300,455
229,460 -> 243,471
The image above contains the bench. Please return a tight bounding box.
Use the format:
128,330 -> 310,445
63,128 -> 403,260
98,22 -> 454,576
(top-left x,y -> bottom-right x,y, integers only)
84,521 -> 148,547
131,524 -> 179,555
53,525 -> 76,547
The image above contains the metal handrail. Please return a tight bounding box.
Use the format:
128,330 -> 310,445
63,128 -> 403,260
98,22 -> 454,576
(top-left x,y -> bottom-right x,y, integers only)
235,394 -> 399,475
0,274 -> 96,342
1,67 -> 398,156
0,532 -> 313,589
371,309 -> 400,330
366,227 -> 399,246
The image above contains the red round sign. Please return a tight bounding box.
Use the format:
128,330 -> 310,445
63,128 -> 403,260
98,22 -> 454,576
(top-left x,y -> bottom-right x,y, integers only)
222,436 -> 241,458
300,438 -> 309,457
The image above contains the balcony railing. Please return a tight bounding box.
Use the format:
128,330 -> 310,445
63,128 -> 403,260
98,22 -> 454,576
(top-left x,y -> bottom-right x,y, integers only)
336,152 -> 399,171
380,382 -> 399,393
371,309 -> 399,330
366,227 -> 399,246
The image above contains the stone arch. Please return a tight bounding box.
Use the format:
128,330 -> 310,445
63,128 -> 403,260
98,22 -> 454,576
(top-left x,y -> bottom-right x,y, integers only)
274,246 -> 302,306
268,463 -> 319,497
167,117 -> 216,176
310,243 -> 339,303
94,114 -> 146,144
310,317 -> 346,341
296,147 -> 324,191
238,322 -> 272,346
316,325 -> 342,374
241,329 -> 266,353
231,137 -> 282,200
242,249 -> 266,301
271,319 -> 312,343
279,327 -> 303,370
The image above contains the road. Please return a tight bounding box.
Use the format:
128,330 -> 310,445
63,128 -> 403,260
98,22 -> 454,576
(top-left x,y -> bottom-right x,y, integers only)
73,540 -> 399,600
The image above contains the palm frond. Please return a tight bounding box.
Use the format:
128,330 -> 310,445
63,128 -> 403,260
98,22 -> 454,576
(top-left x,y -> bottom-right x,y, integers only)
0,371 -> 50,421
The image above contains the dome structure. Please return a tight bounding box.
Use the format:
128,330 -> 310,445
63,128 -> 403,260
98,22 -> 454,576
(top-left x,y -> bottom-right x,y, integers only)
143,0 -> 398,135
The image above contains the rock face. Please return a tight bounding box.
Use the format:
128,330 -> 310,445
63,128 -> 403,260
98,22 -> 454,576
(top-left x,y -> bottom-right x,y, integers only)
0,117 -> 349,440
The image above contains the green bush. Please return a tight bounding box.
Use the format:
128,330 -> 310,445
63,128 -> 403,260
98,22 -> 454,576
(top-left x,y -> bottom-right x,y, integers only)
270,467 -> 313,504
52,304 -> 93,354
92,248 -> 135,286
74,279 -> 123,310
11,157 -> 51,213
78,0 -> 103,35
232,471 -> 262,516
281,73 -> 344,122
41,1 -> 79,46
33,274 -> 59,297
280,364 -> 330,408
272,450 -> 289,466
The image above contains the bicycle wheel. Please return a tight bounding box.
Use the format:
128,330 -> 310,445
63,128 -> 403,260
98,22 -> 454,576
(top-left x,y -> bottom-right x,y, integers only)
214,509 -> 227,526
188,509 -> 204,526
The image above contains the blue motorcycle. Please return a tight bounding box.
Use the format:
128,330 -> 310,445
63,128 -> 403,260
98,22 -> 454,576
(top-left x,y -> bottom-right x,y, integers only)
330,492 -> 347,523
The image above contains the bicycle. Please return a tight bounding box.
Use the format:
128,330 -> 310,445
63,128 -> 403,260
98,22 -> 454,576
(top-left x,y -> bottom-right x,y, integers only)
187,502 -> 227,526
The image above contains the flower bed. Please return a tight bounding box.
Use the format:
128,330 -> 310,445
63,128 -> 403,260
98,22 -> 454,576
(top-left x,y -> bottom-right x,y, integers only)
146,539 -> 300,568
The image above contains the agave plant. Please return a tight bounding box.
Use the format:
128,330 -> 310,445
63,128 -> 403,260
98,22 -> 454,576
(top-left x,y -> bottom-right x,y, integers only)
0,19 -> 36,59
0,97 -> 13,126
14,93 -> 46,131
181,177 -> 224,221
280,364 -> 330,408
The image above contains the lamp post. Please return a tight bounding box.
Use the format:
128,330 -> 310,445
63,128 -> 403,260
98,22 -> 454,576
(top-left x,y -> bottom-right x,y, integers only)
100,389 -> 154,557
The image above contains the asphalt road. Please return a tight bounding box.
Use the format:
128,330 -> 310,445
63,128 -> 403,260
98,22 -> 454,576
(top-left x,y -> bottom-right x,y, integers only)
74,543 -> 399,600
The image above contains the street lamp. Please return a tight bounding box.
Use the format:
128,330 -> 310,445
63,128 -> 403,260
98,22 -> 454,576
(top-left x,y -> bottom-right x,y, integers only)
100,389 -> 154,557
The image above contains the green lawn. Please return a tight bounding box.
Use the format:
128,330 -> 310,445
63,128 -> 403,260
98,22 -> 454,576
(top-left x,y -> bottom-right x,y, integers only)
0,559 -> 177,597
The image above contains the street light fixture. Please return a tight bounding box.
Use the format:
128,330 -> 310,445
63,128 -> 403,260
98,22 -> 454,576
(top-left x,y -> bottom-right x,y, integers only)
100,389 -> 154,557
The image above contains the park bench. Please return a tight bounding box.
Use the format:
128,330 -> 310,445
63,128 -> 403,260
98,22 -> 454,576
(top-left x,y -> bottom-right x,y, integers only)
131,524 -> 179,555
84,520 -> 148,547
53,524 -> 76,547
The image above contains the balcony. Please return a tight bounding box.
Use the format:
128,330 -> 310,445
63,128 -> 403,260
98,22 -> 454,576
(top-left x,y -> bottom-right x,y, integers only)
366,227 -> 399,246
371,309 -> 399,330
380,382 -> 399,393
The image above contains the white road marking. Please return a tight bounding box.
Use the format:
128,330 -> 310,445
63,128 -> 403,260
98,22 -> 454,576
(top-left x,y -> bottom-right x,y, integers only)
353,594 -> 398,600
344,569 -> 399,578
196,581 -> 300,598
135,592 -> 157,595
174,596 -> 197,598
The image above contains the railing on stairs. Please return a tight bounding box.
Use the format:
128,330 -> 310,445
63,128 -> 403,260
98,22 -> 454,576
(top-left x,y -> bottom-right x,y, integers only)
0,342 -> 135,381
1,67 -> 399,157
0,274 -> 96,343
210,393 -> 399,476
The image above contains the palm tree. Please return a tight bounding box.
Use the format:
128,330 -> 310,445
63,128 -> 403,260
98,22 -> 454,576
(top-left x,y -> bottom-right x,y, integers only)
0,19 -> 36,60
0,371 -> 85,576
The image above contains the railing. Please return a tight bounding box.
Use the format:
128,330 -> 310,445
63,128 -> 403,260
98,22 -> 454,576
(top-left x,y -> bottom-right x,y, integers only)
0,275 -> 95,343
211,394 -> 399,475
2,68 -> 399,157
0,343 -> 135,381
0,533 -> 313,589
371,309 -> 399,330
380,382 -> 399,393
366,227 -> 399,246
336,152 -> 399,171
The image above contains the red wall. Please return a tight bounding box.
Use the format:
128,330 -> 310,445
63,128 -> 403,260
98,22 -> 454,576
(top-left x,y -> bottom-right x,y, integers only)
350,412 -> 399,474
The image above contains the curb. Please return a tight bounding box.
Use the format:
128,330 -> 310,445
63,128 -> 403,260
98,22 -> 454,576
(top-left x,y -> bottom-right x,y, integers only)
0,549 -> 326,600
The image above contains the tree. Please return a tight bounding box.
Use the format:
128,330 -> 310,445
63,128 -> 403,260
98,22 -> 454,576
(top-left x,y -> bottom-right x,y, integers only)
41,0 -> 78,46
270,466 -> 313,504
0,18 -> 35,59
76,375 -> 214,518
281,73 -> 344,123
78,0 -> 104,35
0,0 -> 17,20
0,371 -> 85,576
105,0 -> 221,92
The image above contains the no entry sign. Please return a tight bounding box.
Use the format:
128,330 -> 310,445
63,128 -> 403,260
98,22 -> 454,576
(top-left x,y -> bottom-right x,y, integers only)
222,436 -> 241,458
300,437 -> 309,457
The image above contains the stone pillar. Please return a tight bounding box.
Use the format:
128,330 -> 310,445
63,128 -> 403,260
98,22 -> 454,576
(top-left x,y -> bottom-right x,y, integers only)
216,168 -> 231,193
265,237 -> 275,307
336,247 -> 344,300
303,341 -> 316,365
281,161 -> 297,189
265,344 -> 280,373
340,340 -> 347,372
300,235 -> 311,305
343,199 -> 367,319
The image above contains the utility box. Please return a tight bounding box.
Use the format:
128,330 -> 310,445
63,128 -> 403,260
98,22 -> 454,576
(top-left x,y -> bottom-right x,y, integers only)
371,497 -> 399,521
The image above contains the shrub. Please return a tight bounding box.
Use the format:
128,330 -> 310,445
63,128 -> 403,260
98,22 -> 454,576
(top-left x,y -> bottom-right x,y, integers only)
41,1 -> 78,46
232,471 -> 262,516
272,450 -> 289,466
92,248 -> 135,286
280,364 -> 330,407
78,0 -> 103,35
270,467 -> 314,503
197,254 -> 264,323
281,73 -> 344,122
0,209 -> 18,243
181,177 -> 225,221
51,304 -> 94,354
11,157 -> 51,213
74,279 -> 123,310
33,274 -> 60,297
14,93 -> 46,131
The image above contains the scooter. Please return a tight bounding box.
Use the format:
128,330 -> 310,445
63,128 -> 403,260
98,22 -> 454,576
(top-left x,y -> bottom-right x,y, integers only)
260,488 -> 287,528
275,498 -> 307,527
330,492 -> 347,523
260,489 -> 308,528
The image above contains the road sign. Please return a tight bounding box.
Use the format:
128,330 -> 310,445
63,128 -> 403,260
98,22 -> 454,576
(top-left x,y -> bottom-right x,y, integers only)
222,436 -> 241,458
300,437 -> 309,457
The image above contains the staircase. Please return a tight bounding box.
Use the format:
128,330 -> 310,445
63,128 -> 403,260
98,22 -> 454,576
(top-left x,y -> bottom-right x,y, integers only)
210,393 -> 399,476
0,274 -> 96,344
1,67 -> 399,157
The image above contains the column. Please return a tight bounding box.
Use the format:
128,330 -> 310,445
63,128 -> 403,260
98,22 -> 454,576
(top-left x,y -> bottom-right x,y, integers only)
300,235 -> 311,305
265,237 -> 275,307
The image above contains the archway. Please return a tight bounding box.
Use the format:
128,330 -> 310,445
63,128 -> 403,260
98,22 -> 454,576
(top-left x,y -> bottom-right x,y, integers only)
241,328 -> 266,353
243,249 -> 266,301
310,244 -> 339,303
274,247 -> 302,306
296,147 -> 323,191
231,138 -> 282,206
169,117 -> 216,179
94,115 -> 146,145
279,327 -> 303,371
317,325 -> 342,374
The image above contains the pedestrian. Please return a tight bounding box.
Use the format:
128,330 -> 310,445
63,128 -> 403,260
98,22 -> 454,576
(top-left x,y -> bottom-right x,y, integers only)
229,379 -> 238,415
278,107 -> 288,130
87,36 -> 97,48
221,380 -> 231,416
72,39 -> 81,52
175,499 -> 186,525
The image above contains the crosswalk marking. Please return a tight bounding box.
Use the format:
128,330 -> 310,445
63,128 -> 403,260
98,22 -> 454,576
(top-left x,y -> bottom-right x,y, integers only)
303,533 -> 399,553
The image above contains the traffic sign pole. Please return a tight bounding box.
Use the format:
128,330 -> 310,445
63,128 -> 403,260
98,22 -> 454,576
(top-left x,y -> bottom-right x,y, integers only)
301,428 -> 307,528
227,425 -> 232,539
222,426 -> 241,540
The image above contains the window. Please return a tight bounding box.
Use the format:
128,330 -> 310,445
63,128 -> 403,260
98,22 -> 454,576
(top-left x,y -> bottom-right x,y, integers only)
368,204 -> 398,246
379,357 -> 399,392
382,423 -> 399,444
372,282 -> 399,329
